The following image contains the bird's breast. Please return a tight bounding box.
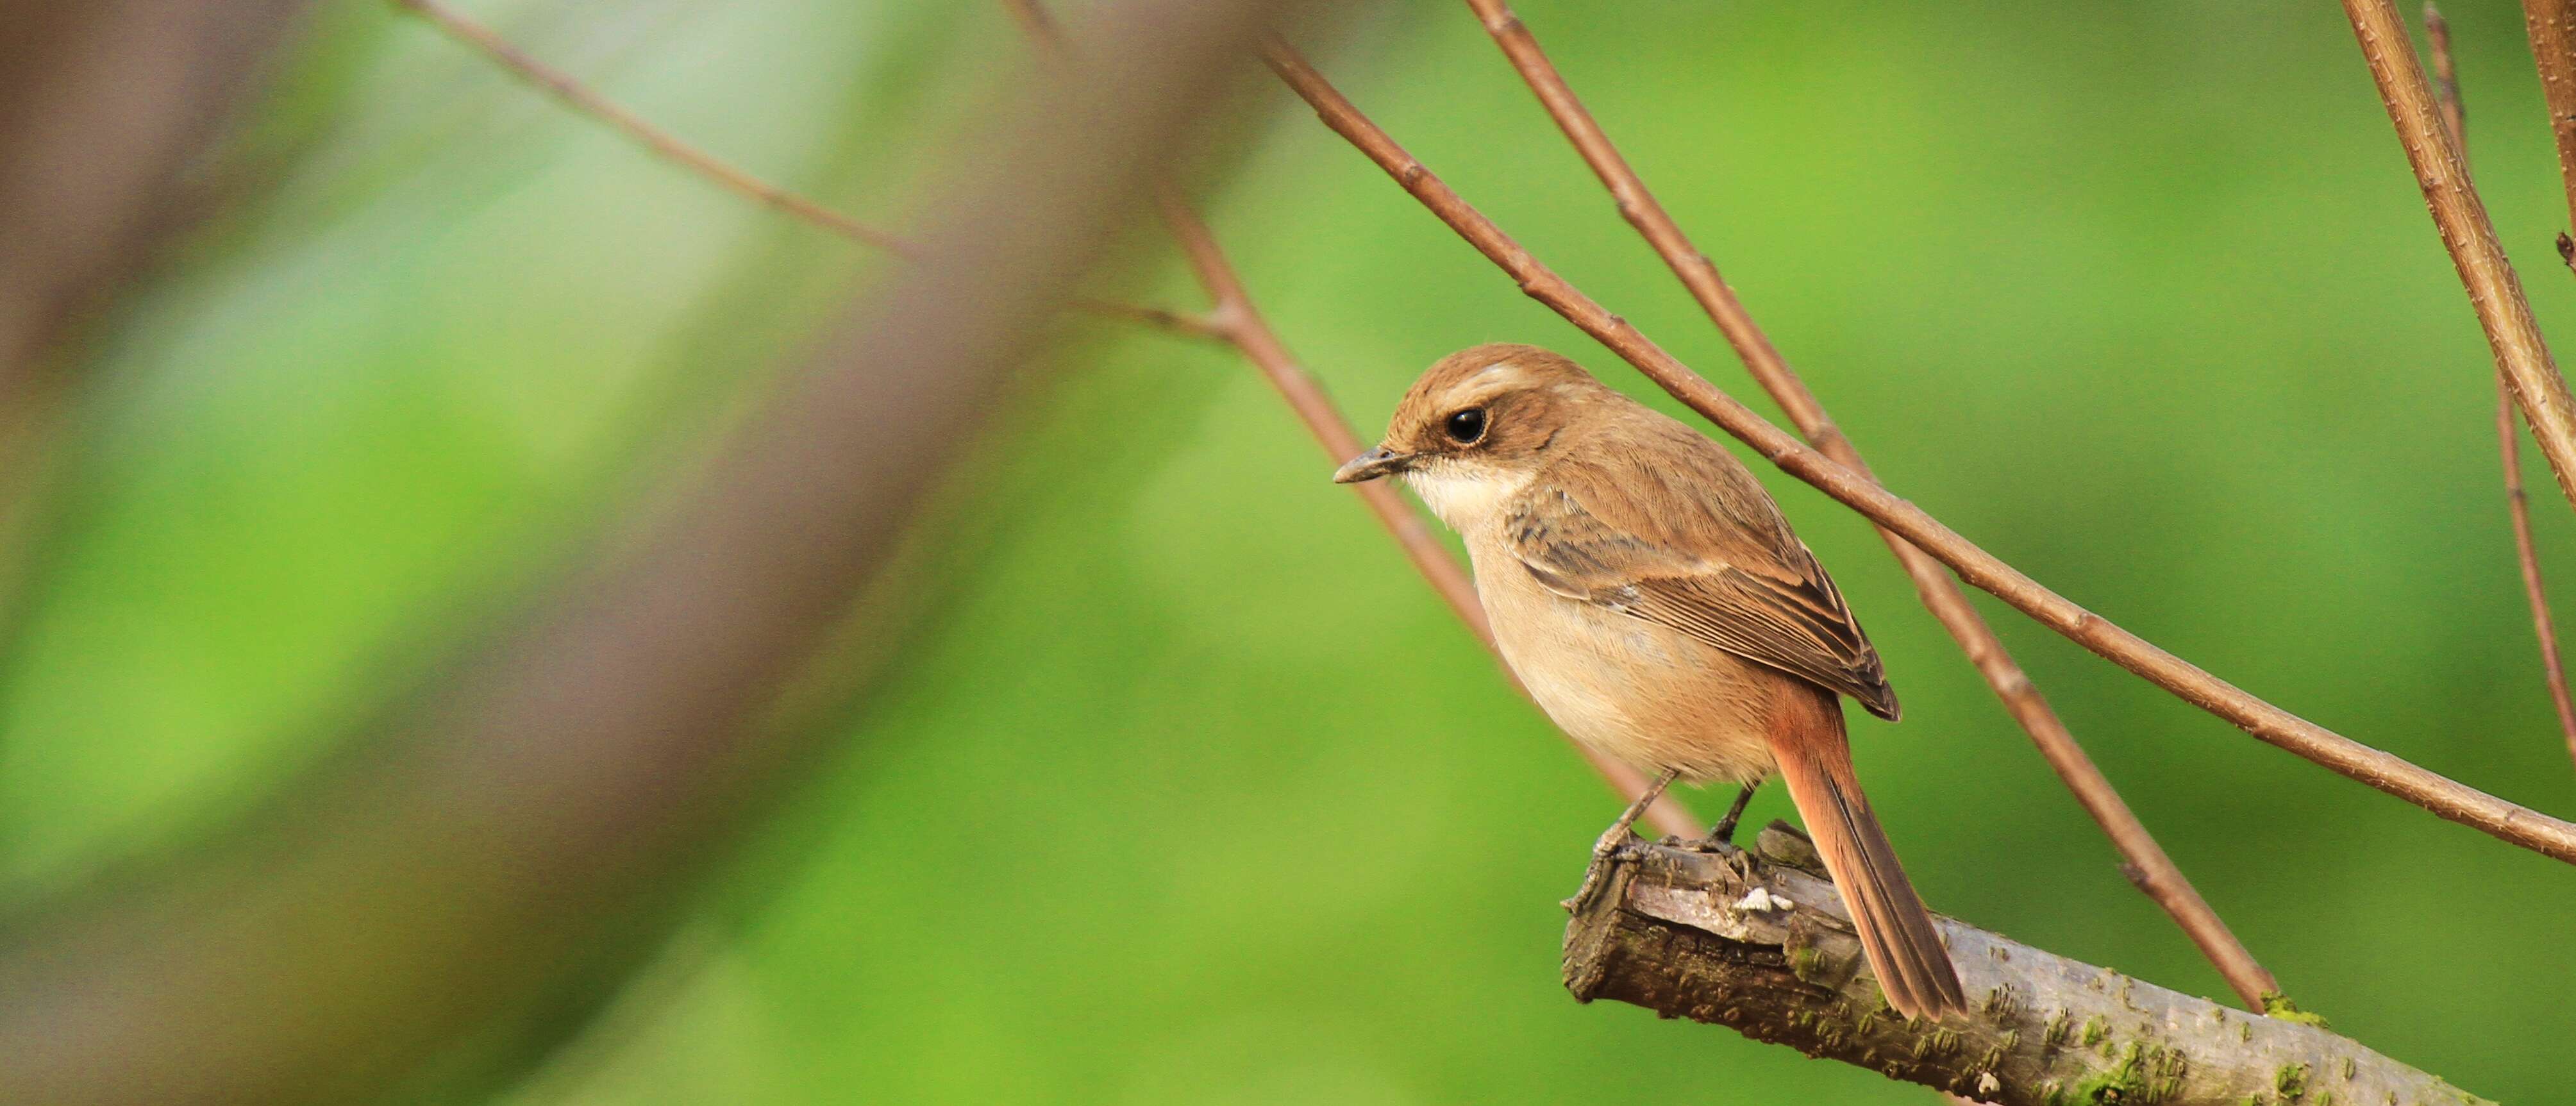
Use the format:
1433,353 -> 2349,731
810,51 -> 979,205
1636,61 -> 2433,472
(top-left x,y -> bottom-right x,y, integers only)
1464,531 -> 1776,784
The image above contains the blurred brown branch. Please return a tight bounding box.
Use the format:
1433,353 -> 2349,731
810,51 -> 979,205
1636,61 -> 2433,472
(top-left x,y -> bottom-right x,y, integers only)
2427,4 -> 2576,770
1141,182 -> 1700,837
392,0 -> 918,256
0,0 -> 311,396
1007,0 -> 1698,835
402,0 -> 1700,837
392,0 -> 1231,344
2341,0 -> 2576,515
0,1 -> 1327,1100
1455,0 -> 2276,1009
0,0 -> 314,662
1565,830 -> 2493,1106
1259,39 -> 2576,863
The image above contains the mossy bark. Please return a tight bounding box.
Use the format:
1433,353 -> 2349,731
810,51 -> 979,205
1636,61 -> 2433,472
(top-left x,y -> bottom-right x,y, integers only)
1562,826 -> 2493,1106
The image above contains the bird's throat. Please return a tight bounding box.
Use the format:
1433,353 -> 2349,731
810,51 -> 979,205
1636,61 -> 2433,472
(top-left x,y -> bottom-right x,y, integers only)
1402,464 -> 1533,531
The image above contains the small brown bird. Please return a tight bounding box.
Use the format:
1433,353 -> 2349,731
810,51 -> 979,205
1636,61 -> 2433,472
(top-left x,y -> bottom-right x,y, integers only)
1335,342 -> 1966,1019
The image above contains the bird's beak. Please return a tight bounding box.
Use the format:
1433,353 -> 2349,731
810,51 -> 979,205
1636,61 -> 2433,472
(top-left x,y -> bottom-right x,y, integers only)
1333,445 -> 1414,484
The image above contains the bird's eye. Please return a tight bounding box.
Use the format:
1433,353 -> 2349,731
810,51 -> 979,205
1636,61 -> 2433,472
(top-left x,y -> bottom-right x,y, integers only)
1444,408 -> 1489,444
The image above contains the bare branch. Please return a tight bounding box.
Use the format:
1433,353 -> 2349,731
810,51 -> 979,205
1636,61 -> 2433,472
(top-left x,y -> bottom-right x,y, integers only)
0,1 -> 315,637
0,0 -> 312,394
391,0 -> 917,257
2495,367 -> 2576,770
1457,0 -> 2275,1008
2428,3 -> 2576,770
1012,1 -> 1700,836
2520,0 -> 2576,249
1155,189 -> 1701,837
2341,0 -> 2576,514
0,2 -> 1322,1098
1564,832 -> 2494,1106
1260,40 -> 2576,862
2428,3 -> 2468,145
1065,295 -> 1230,342
406,0 -> 1700,837
391,0 -> 1227,343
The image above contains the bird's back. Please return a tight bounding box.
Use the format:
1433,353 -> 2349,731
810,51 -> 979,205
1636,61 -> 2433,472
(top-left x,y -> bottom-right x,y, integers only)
1465,410 -> 1816,784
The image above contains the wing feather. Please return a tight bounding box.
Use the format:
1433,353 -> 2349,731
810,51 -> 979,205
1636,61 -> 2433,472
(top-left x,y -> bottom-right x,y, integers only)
1503,430 -> 1900,720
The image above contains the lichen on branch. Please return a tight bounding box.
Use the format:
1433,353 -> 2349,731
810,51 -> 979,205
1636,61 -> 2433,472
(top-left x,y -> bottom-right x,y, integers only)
1562,830 -> 2489,1106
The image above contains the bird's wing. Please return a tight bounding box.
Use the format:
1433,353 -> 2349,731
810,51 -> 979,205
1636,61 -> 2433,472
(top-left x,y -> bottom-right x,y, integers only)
1503,435 -> 1900,720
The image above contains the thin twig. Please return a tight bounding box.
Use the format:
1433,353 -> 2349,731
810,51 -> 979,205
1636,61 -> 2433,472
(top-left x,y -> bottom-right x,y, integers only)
1012,0 -> 1699,835
1153,187 -> 1700,837
2341,0 -> 2576,515
390,0 -> 919,256
1066,295 -> 1230,342
391,0 -> 1232,342
2501,332 -> 2576,773
2518,0 -> 2576,254
401,0 -> 1703,837
1457,0 -> 2276,1009
0,1 -> 1318,1096
2427,4 -> 2576,770
2428,3 -> 2466,191
1260,38 -> 2576,863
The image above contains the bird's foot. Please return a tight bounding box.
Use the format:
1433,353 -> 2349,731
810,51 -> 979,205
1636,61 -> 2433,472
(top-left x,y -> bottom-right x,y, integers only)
1593,769 -> 1677,860
1675,782 -> 1759,852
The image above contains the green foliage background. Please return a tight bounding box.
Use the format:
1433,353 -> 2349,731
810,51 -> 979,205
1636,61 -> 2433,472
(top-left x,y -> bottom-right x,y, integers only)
6,0 -> 2574,1101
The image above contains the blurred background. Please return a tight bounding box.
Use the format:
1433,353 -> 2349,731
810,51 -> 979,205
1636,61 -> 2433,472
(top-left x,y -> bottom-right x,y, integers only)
4,0 -> 2574,1101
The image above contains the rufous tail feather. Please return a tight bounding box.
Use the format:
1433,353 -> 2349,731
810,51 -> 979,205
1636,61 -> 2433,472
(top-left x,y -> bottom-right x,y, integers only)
1766,695 -> 1966,1020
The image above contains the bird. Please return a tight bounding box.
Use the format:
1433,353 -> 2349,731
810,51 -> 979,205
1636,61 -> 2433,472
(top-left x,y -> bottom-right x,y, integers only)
1332,342 -> 1966,1020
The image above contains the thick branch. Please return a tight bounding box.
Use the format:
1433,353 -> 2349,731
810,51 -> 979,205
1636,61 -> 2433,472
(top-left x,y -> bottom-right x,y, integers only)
1261,40 -> 2576,863
1564,833 -> 2492,1106
2342,0 -> 2576,512
0,1 -> 312,646
1457,0 -> 2274,1007
0,3 -> 1315,1099
0,0 -> 311,393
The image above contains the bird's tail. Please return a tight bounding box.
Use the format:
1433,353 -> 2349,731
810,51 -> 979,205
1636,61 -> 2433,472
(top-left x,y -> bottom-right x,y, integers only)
1766,692 -> 1966,1020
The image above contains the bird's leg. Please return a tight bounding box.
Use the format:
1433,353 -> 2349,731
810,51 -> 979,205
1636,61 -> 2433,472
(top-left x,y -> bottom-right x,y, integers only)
1594,769 -> 1677,858
1709,782 -> 1759,844
1676,782 -> 1759,853
1571,769 -> 1677,911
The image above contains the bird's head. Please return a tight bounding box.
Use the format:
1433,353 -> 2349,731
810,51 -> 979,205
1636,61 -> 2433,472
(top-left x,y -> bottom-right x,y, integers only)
1333,343 -> 1614,528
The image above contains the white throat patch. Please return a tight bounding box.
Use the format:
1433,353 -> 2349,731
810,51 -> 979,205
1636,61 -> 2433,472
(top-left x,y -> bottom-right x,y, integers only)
1403,462 -> 1532,531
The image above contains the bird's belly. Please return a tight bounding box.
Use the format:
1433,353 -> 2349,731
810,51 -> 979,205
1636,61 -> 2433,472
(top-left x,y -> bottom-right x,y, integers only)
1478,569 -> 1775,785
